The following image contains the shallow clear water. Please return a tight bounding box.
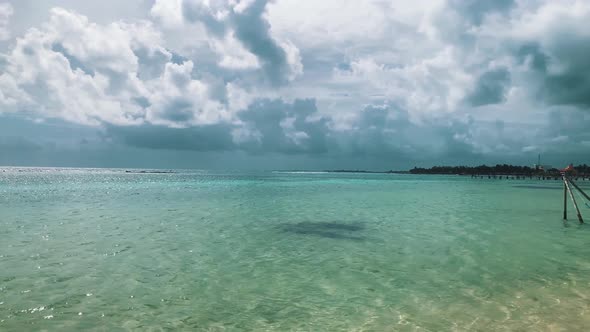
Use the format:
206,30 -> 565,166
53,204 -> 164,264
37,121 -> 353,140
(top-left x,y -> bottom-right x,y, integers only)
1,168 -> 590,331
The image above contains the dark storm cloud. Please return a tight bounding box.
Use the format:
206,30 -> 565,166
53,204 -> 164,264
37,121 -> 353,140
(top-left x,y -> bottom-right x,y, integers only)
331,105 -> 487,163
102,101 -> 490,164
106,98 -> 330,154
466,68 -> 511,106
545,110 -> 590,145
516,38 -> 590,107
105,99 -> 487,161
157,99 -> 196,123
338,105 -> 414,157
106,123 -> 236,151
238,98 -> 329,154
2,101 -> 573,169
181,0 -> 293,84
230,0 -> 291,84
517,44 -> 548,71
0,115 -> 106,166
435,116 -> 480,159
519,109 -> 590,164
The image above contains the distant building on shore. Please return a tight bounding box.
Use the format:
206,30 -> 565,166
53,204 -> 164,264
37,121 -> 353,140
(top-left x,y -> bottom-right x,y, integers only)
534,164 -> 553,172
533,154 -> 551,172
562,163 -> 576,174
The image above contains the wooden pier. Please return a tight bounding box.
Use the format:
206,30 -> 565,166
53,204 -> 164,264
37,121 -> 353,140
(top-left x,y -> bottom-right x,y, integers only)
561,172 -> 590,224
466,166 -> 590,224
469,174 -> 590,181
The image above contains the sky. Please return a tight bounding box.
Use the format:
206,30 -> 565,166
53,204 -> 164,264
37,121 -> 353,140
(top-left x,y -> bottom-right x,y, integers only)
0,0 -> 589,170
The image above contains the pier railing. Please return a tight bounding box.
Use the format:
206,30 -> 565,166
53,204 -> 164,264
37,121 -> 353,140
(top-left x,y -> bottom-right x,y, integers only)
562,175 -> 590,224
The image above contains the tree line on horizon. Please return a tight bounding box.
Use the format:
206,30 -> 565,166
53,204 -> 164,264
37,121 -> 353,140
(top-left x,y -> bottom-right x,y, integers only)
409,164 -> 590,175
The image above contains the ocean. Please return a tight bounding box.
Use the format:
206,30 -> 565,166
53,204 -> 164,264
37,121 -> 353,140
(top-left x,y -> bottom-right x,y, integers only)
1,168 -> 590,331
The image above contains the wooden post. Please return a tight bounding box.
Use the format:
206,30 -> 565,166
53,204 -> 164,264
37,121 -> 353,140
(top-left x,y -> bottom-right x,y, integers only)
568,178 -> 590,202
563,177 -> 567,220
564,175 -> 584,224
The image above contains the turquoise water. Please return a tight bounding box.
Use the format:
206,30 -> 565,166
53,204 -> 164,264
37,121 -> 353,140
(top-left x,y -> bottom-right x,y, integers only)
1,168 -> 590,331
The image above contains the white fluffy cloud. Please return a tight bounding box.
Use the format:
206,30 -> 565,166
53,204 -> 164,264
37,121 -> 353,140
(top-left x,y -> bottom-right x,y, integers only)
268,0 -> 447,47
332,48 -> 472,117
144,60 -> 229,127
0,8 -> 226,127
0,2 -> 13,40
150,0 -> 184,28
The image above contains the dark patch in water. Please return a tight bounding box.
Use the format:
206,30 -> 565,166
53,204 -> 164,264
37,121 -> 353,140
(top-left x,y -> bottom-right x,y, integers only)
280,222 -> 365,240
513,185 -> 560,190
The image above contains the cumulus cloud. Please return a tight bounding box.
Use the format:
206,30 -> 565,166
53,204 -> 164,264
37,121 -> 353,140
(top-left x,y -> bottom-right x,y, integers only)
150,0 -> 184,28
0,8 -> 227,127
332,49 -> 472,116
1,1 -> 590,168
480,0 -> 590,107
0,2 -> 12,40
151,0 -> 302,84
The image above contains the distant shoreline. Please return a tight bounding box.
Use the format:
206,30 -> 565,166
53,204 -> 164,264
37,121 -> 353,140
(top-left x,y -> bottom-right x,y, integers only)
409,164 -> 590,177
277,164 -> 590,176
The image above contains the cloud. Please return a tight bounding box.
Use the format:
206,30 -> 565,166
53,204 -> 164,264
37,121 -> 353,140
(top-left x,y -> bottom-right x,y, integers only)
0,2 -> 12,40
151,0 -> 302,84
2,1 -> 590,169
543,108 -> 590,150
144,60 -> 230,126
150,0 -> 184,28
236,98 -> 329,154
466,68 -> 511,106
332,105 -> 422,159
103,97 -> 536,165
106,98 -> 330,154
106,123 -> 236,151
0,8 -> 228,127
449,0 -> 515,25
332,104 -> 479,160
479,1 -> 590,108
519,2 -> 590,107
332,49 -> 472,116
